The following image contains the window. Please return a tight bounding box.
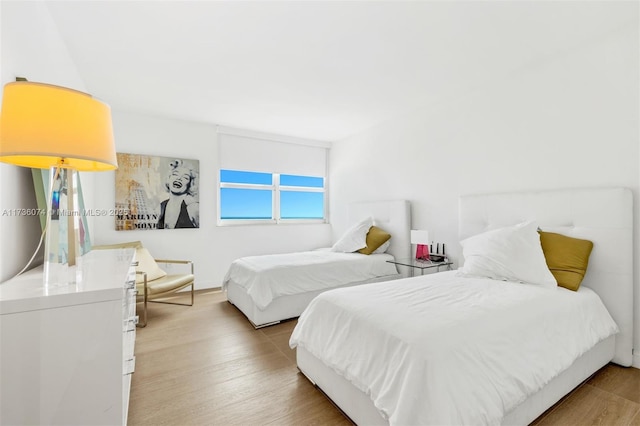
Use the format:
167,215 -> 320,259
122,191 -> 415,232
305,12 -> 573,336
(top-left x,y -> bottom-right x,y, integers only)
217,126 -> 330,225
219,170 -> 325,224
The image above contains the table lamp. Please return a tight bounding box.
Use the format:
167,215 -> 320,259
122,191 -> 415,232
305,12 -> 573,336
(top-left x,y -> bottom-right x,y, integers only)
410,229 -> 430,260
0,81 -> 117,288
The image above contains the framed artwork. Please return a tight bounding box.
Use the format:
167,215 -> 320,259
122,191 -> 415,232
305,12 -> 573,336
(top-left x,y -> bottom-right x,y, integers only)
32,168 -> 92,255
115,153 -> 200,230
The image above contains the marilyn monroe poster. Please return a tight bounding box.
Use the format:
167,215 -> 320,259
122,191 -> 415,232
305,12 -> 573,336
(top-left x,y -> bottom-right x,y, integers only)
115,153 -> 199,230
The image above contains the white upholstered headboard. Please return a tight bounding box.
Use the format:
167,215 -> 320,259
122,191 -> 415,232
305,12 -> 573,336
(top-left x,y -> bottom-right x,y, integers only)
348,200 -> 411,268
459,187 -> 633,366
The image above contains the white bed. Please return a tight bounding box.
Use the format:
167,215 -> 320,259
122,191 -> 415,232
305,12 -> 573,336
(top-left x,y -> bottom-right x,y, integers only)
292,187 -> 633,425
224,200 -> 411,328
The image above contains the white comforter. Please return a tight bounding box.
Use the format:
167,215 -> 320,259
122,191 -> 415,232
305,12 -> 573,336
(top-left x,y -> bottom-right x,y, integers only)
222,250 -> 398,310
289,271 -> 618,425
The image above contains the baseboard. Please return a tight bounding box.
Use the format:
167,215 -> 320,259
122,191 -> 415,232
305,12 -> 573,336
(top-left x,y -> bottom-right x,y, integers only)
633,352 -> 640,369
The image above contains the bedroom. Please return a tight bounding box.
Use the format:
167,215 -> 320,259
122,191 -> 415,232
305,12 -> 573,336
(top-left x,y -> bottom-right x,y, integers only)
0,0 -> 638,425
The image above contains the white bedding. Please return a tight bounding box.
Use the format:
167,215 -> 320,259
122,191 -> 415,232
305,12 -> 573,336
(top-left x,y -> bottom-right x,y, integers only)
222,250 -> 398,310
289,271 -> 618,425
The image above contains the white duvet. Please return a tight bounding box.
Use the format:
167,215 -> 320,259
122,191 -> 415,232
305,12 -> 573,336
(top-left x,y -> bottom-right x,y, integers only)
222,250 -> 398,310
289,271 -> 618,425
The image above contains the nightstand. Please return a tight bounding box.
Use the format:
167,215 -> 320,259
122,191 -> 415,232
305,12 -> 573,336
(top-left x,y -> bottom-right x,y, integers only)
386,258 -> 453,277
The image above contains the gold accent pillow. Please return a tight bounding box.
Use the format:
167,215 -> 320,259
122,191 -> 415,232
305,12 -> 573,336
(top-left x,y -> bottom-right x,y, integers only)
358,226 -> 391,255
539,231 -> 593,291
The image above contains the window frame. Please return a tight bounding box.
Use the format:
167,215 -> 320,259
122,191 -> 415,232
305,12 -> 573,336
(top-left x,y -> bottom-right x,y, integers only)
218,170 -> 327,226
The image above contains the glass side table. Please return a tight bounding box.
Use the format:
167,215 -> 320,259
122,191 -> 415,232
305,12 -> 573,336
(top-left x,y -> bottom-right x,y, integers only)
386,258 -> 453,277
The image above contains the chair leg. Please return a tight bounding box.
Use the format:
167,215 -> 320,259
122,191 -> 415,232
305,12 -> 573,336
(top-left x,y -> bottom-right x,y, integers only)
136,280 -> 148,328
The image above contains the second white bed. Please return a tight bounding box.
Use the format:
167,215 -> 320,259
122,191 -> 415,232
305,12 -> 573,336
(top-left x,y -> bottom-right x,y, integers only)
223,250 -> 398,310
224,250 -> 399,327
224,200 -> 412,327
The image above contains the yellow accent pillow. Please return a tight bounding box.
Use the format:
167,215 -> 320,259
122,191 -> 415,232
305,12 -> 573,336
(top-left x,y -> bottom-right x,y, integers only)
539,231 -> 593,291
135,247 -> 167,284
358,226 -> 392,255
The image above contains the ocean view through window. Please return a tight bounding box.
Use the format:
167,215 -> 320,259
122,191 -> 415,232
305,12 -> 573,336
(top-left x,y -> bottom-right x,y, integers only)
219,169 -> 325,224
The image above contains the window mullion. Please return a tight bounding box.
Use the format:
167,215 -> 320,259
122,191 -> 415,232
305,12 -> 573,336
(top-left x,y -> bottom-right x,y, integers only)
274,173 -> 281,222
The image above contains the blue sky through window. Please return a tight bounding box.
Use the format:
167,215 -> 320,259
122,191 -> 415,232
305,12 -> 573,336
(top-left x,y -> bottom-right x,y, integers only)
280,174 -> 323,188
220,169 -> 272,185
281,191 -> 323,219
220,188 -> 272,219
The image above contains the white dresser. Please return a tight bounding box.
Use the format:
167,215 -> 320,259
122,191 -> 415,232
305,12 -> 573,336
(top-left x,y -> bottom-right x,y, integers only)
0,249 -> 137,426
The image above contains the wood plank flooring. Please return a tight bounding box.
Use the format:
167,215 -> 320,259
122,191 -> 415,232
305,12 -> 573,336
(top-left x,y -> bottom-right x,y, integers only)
128,289 -> 640,425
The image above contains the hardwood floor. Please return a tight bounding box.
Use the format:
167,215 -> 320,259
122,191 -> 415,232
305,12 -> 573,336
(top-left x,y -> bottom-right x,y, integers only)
128,289 -> 640,425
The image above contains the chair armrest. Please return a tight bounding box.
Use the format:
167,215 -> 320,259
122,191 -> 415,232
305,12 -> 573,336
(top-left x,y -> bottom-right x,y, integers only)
154,259 -> 194,274
154,259 -> 191,265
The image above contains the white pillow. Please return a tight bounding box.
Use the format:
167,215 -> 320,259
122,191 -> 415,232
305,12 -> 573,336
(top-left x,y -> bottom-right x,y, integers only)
459,221 -> 557,288
331,217 -> 373,253
372,240 -> 391,254
135,247 -> 167,284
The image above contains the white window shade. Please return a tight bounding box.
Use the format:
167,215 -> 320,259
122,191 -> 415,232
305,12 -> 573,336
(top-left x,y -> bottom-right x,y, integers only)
218,130 -> 328,177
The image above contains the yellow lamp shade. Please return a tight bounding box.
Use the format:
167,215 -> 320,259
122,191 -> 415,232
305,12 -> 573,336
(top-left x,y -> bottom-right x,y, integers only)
0,81 -> 117,171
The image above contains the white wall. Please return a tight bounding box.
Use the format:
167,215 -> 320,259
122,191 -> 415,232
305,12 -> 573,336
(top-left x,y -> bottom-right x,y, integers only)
91,110 -> 332,289
0,1 -> 94,281
331,23 -> 639,365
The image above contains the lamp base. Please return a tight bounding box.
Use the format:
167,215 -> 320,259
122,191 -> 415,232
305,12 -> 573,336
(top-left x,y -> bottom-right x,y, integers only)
43,165 -> 83,288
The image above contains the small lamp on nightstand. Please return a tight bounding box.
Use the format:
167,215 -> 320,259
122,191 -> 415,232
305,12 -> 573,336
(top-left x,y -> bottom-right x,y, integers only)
411,230 -> 430,260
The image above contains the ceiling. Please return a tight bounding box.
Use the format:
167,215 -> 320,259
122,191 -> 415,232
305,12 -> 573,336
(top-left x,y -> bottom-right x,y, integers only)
42,1 -> 636,142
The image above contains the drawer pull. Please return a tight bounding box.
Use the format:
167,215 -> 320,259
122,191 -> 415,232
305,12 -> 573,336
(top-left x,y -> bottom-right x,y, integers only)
123,357 -> 136,375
